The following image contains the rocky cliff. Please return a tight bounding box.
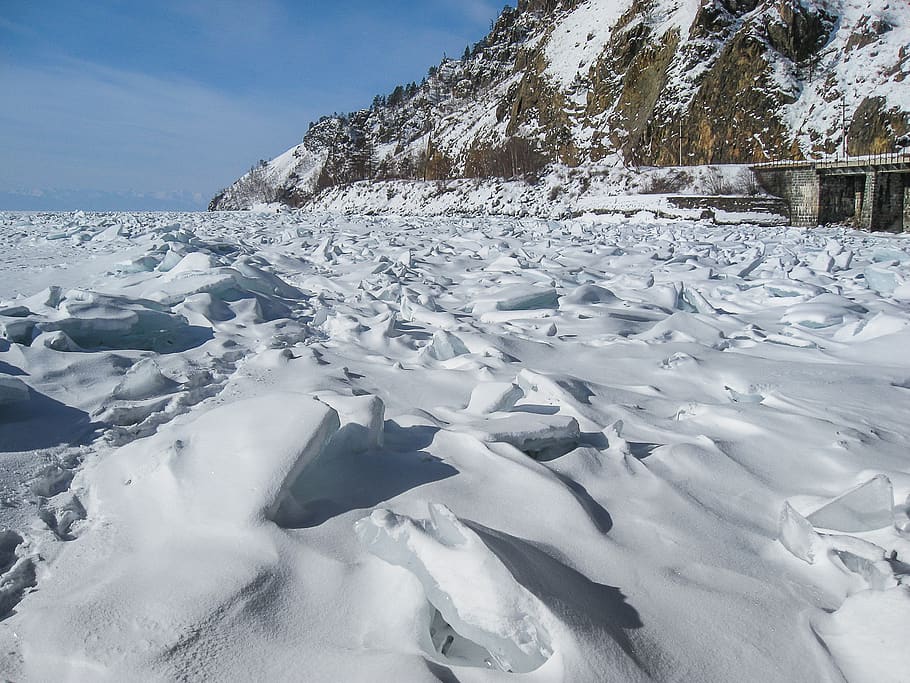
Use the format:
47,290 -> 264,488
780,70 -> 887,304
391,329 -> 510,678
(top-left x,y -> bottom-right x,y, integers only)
211,0 -> 910,210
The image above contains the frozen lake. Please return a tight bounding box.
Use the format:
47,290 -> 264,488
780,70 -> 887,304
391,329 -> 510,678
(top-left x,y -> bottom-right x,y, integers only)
1,210 -> 909,681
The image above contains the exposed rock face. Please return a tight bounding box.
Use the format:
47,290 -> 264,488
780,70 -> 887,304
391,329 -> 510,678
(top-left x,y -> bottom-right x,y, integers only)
764,0 -> 835,62
848,96 -> 910,156
211,0 -> 910,210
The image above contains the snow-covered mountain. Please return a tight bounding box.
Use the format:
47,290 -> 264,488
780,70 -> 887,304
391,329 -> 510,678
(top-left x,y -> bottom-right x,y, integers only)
211,0 -> 910,210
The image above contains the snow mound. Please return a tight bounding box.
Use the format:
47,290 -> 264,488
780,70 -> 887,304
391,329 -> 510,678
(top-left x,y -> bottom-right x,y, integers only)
13,392 -> 340,678
812,588 -> 910,683
0,530 -> 35,618
19,289 -> 212,353
94,392 -> 340,529
0,376 -> 30,407
355,503 -> 553,673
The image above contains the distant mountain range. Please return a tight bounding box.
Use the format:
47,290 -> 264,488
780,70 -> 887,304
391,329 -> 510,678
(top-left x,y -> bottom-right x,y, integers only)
211,0 -> 910,211
0,189 -> 206,212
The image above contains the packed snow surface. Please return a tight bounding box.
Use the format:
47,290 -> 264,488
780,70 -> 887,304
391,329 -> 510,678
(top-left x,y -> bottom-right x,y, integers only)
1,210 -> 910,681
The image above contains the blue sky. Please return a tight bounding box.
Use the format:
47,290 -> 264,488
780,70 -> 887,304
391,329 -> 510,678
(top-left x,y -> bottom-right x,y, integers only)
0,0 -> 503,210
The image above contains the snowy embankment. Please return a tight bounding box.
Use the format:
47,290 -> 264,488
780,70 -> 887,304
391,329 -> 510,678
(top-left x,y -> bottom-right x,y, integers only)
297,163 -> 783,223
1,210 -> 909,681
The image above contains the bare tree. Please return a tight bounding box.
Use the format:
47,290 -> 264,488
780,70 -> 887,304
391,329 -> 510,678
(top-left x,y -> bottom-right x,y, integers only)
232,161 -> 278,205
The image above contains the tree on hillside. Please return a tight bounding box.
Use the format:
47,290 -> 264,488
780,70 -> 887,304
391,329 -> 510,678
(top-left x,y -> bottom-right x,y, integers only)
230,162 -> 277,205
388,85 -> 406,107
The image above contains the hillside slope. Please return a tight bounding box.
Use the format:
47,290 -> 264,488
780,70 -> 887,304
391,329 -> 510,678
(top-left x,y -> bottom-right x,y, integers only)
211,0 -> 910,210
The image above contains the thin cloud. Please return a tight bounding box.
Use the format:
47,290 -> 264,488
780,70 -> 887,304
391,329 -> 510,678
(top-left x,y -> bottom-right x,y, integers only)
168,0 -> 288,49
0,16 -> 34,38
0,58 -> 312,196
441,0 -> 501,25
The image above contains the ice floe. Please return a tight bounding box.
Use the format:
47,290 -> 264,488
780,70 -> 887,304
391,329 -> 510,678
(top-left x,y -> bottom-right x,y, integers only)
356,503 -> 553,673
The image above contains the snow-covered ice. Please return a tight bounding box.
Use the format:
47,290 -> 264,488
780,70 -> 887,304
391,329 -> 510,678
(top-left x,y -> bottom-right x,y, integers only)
1,209 -> 909,681
355,503 -> 553,674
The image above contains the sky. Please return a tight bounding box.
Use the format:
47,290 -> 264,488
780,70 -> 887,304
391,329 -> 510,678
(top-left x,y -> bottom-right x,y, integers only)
0,0 -> 503,210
